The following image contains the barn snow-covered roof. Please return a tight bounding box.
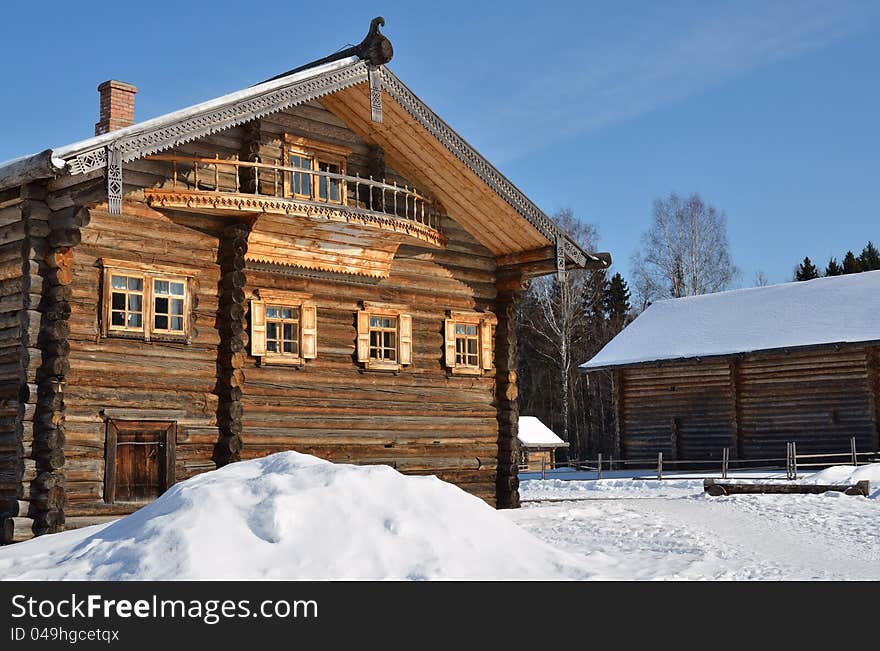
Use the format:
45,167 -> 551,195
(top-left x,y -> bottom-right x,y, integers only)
581,270 -> 880,370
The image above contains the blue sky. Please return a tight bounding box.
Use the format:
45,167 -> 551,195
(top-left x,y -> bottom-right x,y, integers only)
1,1 -> 878,287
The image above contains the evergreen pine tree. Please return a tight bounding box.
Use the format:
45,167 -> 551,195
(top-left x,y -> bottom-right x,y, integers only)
842,251 -> 862,274
603,272 -> 631,331
795,256 -> 819,281
825,257 -> 842,276
858,241 -> 880,271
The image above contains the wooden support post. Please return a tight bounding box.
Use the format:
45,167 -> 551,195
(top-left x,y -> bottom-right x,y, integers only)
866,346 -> 880,454
20,184 -> 72,537
657,451 -> 663,481
494,268 -> 528,509
612,369 -> 624,460
213,223 -> 251,467
597,453 -> 602,480
792,442 -> 798,480
851,437 -> 858,466
541,456 -> 545,481
729,358 -> 743,460
722,447 -> 729,479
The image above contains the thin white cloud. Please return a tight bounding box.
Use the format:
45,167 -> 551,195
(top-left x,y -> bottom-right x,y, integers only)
463,0 -> 878,163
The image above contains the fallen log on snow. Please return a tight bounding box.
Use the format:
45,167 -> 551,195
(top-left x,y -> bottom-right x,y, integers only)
703,478 -> 870,497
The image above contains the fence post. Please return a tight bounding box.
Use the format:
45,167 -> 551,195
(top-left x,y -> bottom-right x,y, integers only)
610,454 -> 613,473
792,441 -> 798,480
657,451 -> 663,481
597,453 -> 603,480
541,456 -> 546,481
722,447 -> 729,480
786,442 -> 792,480
851,437 -> 858,466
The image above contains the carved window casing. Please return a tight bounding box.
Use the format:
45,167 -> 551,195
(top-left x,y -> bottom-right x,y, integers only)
100,259 -> 193,342
250,289 -> 317,366
282,135 -> 352,206
444,311 -> 496,376
356,302 -> 412,371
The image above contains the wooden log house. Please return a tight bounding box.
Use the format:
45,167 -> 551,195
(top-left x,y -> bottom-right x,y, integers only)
0,19 -> 610,542
580,273 -> 880,464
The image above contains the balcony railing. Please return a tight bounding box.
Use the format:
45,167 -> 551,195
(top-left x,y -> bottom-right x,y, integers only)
144,154 -> 443,233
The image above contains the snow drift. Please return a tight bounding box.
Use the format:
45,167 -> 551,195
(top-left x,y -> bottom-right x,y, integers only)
0,452 -> 589,581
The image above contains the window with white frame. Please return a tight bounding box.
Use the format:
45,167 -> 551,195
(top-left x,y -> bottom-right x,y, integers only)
101,260 -> 192,342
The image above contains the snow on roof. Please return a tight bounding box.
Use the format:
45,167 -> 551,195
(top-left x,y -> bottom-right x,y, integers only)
0,451 -> 589,580
518,416 -> 568,448
0,56 -> 360,184
582,271 -> 880,370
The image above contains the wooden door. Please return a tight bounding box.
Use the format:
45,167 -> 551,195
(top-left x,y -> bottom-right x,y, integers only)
105,420 -> 176,503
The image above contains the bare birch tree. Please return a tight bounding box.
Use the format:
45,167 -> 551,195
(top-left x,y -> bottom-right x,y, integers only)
517,209 -> 598,458
631,193 -> 739,308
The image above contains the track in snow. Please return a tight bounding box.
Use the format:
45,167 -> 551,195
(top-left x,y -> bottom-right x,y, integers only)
506,492 -> 879,580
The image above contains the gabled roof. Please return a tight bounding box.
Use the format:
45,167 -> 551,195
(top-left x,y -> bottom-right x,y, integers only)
518,416 -> 568,449
0,18 -> 609,268
581,271 -> 880,370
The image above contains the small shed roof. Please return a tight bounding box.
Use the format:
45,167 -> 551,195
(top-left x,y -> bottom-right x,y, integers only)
518,417 -> 568,449
581,271 -> 880,370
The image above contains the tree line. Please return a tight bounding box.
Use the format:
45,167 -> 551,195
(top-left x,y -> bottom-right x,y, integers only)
795,242 -> 880,280
515,193 -> 737,459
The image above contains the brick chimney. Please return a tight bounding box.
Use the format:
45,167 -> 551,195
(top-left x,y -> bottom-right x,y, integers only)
95,80 -> 138,136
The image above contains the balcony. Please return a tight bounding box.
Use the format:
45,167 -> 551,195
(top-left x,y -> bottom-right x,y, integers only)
142,155 -> 447,249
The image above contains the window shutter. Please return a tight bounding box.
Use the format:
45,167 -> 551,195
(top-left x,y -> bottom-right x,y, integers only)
356,310 -> 371,362
250,300 -> 266,356
444,319 -> 456,368
480,319 -> 493,370
399,313 -> 413,366
301,302 -> 317,359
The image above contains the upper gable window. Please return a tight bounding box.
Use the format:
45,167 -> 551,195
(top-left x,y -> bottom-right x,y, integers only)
101,260 -> 192,342
283,136 -> 351,206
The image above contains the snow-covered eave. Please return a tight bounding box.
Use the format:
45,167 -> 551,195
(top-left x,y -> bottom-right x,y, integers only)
579,337 -> 880,373
518,441 -> 570,449
0,150 -> 67,192
0,56 -> 363,192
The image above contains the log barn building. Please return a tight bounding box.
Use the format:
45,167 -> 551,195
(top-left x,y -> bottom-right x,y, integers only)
0,19 -> 610,542
580,272 -> 880,464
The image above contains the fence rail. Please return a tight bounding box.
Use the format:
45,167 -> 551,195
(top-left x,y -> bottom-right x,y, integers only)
525,436 -> 878,481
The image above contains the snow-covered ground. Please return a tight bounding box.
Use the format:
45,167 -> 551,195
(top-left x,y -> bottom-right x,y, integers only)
0,455 -> 876,581
511,464 -> 880,580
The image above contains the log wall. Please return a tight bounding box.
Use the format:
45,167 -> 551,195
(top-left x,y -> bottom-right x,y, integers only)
240,216 -> 501,504
63,203 -> 225,513
737,347 -> 877,457
616,345 -> 880,462
619,360 -> 734,460
0,198 -> 24,541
